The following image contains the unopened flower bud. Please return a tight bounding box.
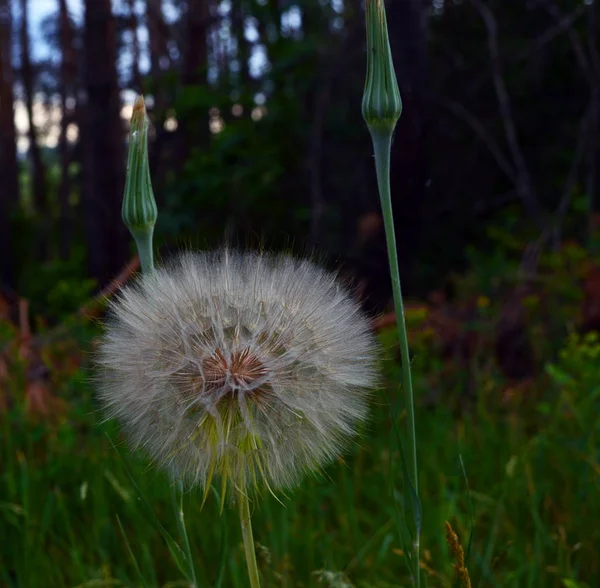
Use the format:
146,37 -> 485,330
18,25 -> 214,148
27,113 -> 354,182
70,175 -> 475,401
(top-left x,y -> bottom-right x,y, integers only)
362,0 -> 402,133
122,95 -> 157,273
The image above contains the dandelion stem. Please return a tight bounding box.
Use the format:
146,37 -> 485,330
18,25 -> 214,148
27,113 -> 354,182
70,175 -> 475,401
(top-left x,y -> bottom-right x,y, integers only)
239,492 -> 261,588
370,126 -> 420,575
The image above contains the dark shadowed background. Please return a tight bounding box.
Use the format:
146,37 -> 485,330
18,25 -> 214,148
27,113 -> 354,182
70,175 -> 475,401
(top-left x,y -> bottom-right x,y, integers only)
1,0 -> 598,320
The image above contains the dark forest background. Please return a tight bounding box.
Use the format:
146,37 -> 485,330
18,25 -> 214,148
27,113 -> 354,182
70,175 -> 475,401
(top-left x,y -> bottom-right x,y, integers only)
0,0 -> 598,321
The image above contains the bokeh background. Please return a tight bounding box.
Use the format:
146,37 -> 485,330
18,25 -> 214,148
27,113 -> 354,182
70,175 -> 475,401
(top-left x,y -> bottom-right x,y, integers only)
1,1 -> 599,587
2,0 -> 597,315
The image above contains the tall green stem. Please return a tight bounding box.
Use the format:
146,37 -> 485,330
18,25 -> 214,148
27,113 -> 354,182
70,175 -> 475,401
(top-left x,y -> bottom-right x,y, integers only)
239,493 -> 261,588
370,128 -> 420,583
370,128 -> 418,497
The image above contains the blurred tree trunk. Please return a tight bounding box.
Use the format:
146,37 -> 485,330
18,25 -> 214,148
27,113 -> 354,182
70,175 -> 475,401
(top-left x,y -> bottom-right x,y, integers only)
231,0 -> 251,95
0,0 -> 19,289
82,0 -> 127,287
182,0 -> 209,89
268,0 -> 282,42
19,0 -> 49,257
301,0 -> 329,247
179,0 -> 210,160
147,0 -> 169,81
254,0 -> 282,71
586,0 -> 600,229
145,0 -> 169,188
126,0 -> 142,93
386,0 -> 432,291
58,0 -> 76,260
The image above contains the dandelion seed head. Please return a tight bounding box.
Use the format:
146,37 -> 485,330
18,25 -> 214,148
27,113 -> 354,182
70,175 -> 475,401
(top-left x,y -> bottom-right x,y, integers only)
96,250 -> 379,497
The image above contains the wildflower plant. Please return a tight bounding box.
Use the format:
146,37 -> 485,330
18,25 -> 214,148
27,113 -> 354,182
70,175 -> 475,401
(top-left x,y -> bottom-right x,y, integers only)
363,0 -> 421,584
97,97 -> 379,587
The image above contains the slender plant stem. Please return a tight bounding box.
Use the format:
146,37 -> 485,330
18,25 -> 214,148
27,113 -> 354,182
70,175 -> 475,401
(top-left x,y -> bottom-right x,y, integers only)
239,492 -> 261,588
370,126 -> 420,574
131,227 -> 155,274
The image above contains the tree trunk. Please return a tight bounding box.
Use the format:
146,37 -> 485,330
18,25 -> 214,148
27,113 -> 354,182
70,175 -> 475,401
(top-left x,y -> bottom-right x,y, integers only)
19,0 -> 49,257
179,0 -> 210,160
58,0 -> 76,260
126,0 -> 142,93
146,0 -> 169,80
82,0 -> 127,287
586,0 -> 600,235
301,0 -> 329,248
385,0 -> 432,292
145,0 -> 171,200
182,0 -> 209,86
231,0 -> 251,93
0,0 -> 19,289
254,0 -> 281,71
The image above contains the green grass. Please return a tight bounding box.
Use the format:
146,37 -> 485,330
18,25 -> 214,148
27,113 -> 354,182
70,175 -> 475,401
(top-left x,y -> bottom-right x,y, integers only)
1,328 -> 598,587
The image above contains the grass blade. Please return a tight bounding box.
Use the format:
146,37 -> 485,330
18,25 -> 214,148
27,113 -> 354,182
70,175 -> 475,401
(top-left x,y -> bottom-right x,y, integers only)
105,434 -> 189,575
170,481 -> 198,586
116,514 -> 150,588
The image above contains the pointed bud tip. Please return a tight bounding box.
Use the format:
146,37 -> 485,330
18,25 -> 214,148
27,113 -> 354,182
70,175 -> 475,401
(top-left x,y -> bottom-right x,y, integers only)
131,95 -> 147,128
133,94 -> 145,113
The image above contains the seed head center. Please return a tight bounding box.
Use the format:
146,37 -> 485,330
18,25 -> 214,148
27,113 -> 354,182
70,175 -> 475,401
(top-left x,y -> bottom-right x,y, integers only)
203,348 -> 268,393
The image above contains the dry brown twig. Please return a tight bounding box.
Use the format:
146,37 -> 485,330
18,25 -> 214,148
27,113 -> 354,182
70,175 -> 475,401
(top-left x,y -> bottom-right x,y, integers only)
79,255 -> 140,319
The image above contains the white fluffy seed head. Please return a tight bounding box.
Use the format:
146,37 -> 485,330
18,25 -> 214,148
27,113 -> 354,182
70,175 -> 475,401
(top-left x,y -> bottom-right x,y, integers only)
96,250 -> 379,498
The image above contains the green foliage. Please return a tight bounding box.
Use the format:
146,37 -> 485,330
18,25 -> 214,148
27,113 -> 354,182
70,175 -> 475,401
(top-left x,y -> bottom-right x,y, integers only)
1,279 -> 599,587
17,246 -> 97,322
546,331 -> 600,394
159,94 -> 308,253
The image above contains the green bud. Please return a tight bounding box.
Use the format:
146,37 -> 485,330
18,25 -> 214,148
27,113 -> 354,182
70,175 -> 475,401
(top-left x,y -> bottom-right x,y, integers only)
362,0 -> 402,133
122,95 -> 157,274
